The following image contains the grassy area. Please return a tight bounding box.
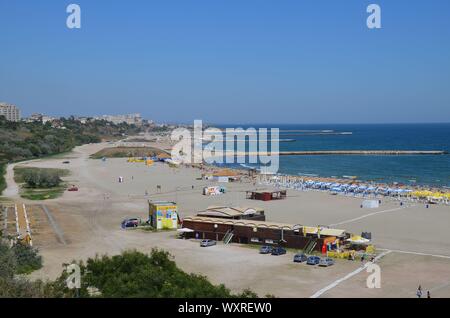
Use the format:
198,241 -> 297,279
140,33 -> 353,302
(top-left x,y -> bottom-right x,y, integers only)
13,167 -> 70,200
90,146 -> 169,159
19,186 -> 67,200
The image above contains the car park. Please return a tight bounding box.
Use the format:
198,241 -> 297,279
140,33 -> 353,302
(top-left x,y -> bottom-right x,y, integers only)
306,256 -> 321,265
259,245 -> 273,254
293,253 -> 308,263
318,257 -> 335,267
271,247 -> 287,256
200,239 -> 217,247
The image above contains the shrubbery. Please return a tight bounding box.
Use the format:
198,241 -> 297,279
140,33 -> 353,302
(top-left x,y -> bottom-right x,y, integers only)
0,163 -> 5,193
11,243 -> 43,274
0,242 -> 43,276
0,245 -> 257,298
22,169 -> 63,188
50,249 -> 258,298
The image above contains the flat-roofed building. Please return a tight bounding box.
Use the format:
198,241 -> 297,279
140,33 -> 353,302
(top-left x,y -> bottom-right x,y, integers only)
181,216 -> 349,250
0,103 -> 21,122
196,206 -> 266,221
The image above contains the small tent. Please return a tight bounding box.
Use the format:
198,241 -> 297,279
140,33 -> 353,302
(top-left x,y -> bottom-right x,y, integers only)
362,200 -> 379,209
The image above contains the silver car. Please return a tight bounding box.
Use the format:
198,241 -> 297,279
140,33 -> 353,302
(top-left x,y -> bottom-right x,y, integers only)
200,239 -> 217,247
318,257 -> 335,267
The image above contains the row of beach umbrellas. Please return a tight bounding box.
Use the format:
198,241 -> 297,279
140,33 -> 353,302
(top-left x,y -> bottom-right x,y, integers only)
262,178 -> 441,198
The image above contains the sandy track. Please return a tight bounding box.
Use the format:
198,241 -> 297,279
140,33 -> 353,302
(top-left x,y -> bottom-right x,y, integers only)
2,163 -> 19,198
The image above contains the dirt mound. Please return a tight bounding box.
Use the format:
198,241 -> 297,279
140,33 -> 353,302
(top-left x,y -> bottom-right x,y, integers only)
90,147 -> 168,159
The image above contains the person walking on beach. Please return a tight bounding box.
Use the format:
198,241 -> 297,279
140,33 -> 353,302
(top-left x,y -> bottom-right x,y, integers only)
416,285 -> 423,298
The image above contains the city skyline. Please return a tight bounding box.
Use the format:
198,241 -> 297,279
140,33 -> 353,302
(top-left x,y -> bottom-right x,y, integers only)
1,0 -> 450,124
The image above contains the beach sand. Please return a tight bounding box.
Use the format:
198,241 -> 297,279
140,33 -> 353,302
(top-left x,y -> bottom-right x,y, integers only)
6,141 -> 450,298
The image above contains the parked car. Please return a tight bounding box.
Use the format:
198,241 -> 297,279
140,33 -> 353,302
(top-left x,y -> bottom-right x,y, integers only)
121,218 -> 139,229
200,239 -> 216,247
293,253 -> 308,263
306,256 -> 321,265
271,247 -> 287,256
259,245 -> 273,254
67,186 -> 78,192
319,257 -> 335,267
62,161 -> 70,164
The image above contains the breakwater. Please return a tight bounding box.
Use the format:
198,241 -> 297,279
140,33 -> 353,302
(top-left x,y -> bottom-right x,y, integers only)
223,150 -> 448,156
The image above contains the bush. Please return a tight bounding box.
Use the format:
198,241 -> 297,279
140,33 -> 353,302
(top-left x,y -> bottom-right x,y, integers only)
23,169 -> 62,188
50,249 -> 258,298
0,242 -> 50,297
0,163 -> 6,194
11,243 -> 43,274
0,242 -> 17,279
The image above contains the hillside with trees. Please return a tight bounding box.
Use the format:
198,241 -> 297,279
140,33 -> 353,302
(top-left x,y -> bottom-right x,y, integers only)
0,116 -> 142,194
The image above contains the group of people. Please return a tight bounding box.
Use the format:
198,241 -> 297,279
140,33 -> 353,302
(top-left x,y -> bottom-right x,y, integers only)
416,285 -> 431,298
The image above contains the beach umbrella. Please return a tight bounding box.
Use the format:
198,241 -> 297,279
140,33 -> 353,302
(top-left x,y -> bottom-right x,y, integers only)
346,235 -> 370,245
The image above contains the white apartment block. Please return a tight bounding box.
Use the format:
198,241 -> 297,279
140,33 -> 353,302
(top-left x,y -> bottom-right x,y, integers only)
96,113 -> 143,125
0,102 -> 21,122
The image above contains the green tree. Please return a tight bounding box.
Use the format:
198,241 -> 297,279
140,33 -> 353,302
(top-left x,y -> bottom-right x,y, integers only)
11,243 -> 43,274
49,249 -> 258,298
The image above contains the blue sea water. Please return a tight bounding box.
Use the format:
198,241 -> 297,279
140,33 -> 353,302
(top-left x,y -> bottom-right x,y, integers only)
213,123 -> 450,187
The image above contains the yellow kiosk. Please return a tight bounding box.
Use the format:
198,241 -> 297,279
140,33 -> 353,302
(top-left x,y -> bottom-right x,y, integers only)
149,200 -> 178,230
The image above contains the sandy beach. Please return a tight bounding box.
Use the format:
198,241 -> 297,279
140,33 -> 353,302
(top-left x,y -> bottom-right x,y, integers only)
2,139 -> 450,298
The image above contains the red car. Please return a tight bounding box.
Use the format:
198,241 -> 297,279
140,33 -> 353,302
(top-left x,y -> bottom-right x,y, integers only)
68,186 -> 79,192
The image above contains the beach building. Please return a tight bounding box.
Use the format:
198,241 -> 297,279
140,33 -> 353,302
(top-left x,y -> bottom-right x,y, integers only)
196,206 -> 266,221
0,103 -> 21,122
246,189 -> 287,201
149,201 -> 179,230
181,216 -> 348,250
202,169 -> 240,183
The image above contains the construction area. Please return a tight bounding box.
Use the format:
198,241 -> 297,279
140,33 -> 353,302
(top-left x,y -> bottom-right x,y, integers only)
1,202 -> 68,248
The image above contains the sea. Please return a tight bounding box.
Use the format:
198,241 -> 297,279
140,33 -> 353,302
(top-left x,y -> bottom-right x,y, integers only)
212,123 -> 450,188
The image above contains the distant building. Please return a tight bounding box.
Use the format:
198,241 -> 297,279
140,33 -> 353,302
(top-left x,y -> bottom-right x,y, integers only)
94,113 -> 143,125
29,113 -> 43,122
0,103 -> 21,122
42,115 -> 56,124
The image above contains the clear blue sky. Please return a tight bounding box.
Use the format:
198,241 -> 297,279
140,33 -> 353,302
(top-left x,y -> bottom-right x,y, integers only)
1,0 -> 449,124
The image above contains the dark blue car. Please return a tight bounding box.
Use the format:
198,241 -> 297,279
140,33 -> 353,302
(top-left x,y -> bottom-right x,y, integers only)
121,218 -> 139,229
306,256 -> 321,265
293,253 -> 308,263
271,247 -> 287,256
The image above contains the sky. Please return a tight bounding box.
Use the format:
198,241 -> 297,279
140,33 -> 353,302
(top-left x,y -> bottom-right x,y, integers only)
1,0 -> 450,124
